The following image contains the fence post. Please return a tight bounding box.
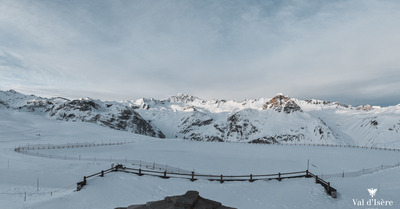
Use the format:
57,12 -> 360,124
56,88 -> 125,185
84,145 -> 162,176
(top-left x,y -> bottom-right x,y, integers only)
101,170 -> 104,177
163,170 -> 167,179
139,168 -> 142,176
249,174 -> 254,182
220,174 -> 224,183
327,182 -> 330,192
278,173 -> 281,181
191,171 -> 195,182
83,176 -> 87,185
315,175 -> 319,183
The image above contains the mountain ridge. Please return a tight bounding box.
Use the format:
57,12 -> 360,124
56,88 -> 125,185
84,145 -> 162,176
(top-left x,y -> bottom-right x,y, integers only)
1,89 -> 399,147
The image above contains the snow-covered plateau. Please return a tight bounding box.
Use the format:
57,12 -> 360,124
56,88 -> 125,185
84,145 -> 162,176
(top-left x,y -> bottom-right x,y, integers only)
1,90 -> 399,209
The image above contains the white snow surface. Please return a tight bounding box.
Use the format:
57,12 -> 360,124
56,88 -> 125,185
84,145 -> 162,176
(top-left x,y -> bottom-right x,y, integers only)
2,90 -> 399,147
1,108 -> 400,209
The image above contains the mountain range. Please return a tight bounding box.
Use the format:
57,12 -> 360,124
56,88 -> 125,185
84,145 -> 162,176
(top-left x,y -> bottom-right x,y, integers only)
1,90 -> 399,147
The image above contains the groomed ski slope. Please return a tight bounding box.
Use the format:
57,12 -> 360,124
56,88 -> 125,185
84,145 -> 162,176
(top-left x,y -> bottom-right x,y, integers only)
1,109 -> 399,209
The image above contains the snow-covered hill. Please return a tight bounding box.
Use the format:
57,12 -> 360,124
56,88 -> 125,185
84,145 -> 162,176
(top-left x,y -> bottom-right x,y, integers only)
1,90 -> 399,147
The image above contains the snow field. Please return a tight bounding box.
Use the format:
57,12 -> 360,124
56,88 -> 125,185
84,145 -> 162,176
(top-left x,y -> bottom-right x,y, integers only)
1,109 -> 400,209
33,139 -> 400,176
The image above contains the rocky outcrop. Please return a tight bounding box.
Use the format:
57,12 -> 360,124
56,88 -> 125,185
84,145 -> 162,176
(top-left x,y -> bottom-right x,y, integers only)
249,134 -> 305,144
226,111 -> 259,141
169,94 -> 200,103
263,94 -> 302,114
355,104 -> 374,111
49,101 -> 165,138
0,100 -> 9,108
2,90 -> 399,146
116,190 -> 236,209
0,91 -> 165,139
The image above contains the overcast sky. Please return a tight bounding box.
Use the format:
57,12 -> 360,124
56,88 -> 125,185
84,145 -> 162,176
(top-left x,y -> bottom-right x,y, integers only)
1,0 -> 400,106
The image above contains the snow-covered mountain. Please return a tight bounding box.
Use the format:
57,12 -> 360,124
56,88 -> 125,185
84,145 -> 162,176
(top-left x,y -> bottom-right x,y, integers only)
1,90 -> 399,147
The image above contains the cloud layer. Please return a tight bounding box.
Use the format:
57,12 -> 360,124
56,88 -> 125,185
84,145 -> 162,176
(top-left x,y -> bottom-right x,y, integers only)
1,0 -> 400,106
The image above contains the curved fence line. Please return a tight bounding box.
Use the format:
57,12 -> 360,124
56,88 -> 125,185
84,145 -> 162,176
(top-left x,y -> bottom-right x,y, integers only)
14,141 -> 400,177
258,142 -> 400,179
256,142 -> 400,152
269,143 -> 400,179
14,141 -> 133,151
14,141 -> 192,174
318,162 -> 400,179
14,141 -> 400,181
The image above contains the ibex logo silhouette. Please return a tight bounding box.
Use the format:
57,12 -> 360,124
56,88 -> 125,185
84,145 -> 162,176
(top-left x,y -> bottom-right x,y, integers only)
367,188 -> 378,198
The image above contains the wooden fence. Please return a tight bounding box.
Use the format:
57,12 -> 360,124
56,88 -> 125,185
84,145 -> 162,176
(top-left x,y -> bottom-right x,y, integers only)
77,165 -> 121,191
14,141 -> 133,152
77,164 -> 337,198
260,142 -> 400,152
308,172 -> 337,198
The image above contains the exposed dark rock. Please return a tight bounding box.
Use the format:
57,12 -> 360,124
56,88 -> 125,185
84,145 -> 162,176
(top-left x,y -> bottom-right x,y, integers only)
116,190 -> 236,209
65,99 -> 100,111
179,112 -> 214,138
0,100 -> 9,108
49,102 -> 165,138
169,94 -> 199,103
249,137 -> 279,144
142,103 -> 150,110
20,100 -> 53,112
213,124 -> 225,133
188,133 -> 203,141
262,94 -> 302,114
277,134 -> 305,142
250,134 -> 306,144
192,118 -> 213,127
226,112 -> 259,140
283,100 -> 302,113
206,136 -> 224,142
305,99 -> 331,105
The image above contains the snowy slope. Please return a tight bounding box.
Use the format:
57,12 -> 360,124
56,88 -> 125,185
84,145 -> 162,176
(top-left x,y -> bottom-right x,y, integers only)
1,90 -> 399,147
0,90 -> 165,138
134,93 -> 400,147
1,108 -> 400,209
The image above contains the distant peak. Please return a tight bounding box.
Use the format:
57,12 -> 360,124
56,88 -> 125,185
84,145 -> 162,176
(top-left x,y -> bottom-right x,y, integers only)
8,89 -> 17,94
270,94 -> 290,103
263,94 -> 301,113
355,104 -> 374,111
169,94 -> 199,103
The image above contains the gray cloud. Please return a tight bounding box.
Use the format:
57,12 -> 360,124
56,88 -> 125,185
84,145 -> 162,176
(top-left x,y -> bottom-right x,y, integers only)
0,0 -> 400,106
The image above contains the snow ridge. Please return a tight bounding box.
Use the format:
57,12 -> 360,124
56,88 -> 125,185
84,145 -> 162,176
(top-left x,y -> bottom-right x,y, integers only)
1,90 -> 399,147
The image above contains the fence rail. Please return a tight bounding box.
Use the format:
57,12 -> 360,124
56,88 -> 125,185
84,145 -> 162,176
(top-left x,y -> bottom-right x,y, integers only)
254,142 -> 400,152
76,164 -> 337,198
13,141 -> 192,174
14,141 -> 400,200
14,141 -> 133,152
309,172 -> 337,198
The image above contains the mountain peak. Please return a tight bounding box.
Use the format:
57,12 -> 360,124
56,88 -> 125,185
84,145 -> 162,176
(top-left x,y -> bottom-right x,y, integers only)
262,94 -> 302,113
169,94 -> 200,103
8,89 -> 17,94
